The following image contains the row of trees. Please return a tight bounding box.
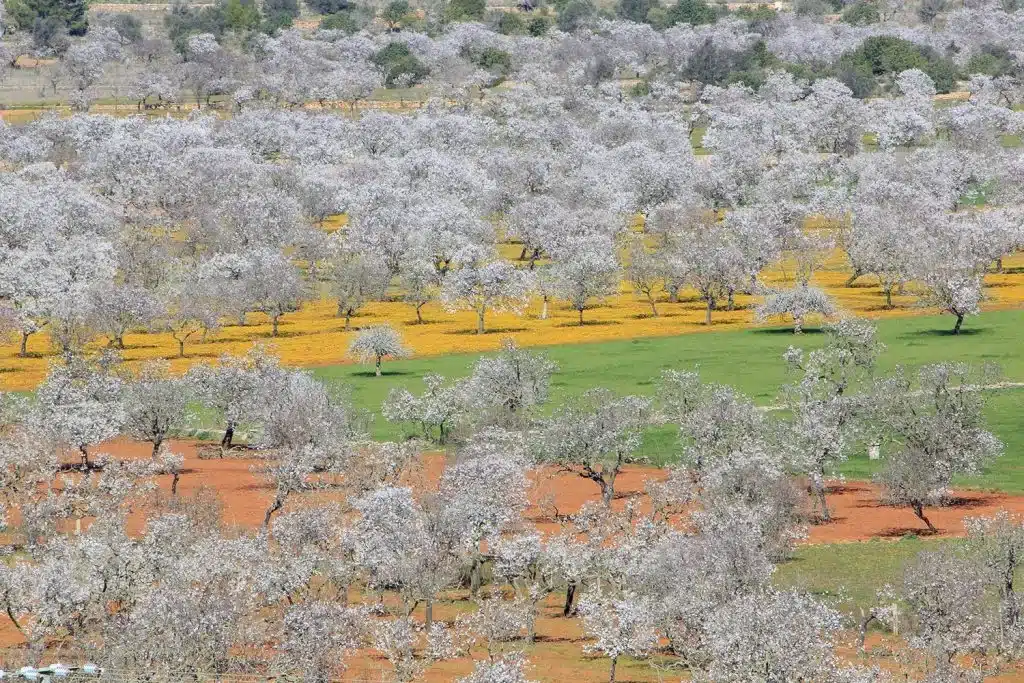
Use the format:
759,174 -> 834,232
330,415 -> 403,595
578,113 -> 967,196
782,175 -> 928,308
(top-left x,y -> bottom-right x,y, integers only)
2,67 -> 1022,368
0,322 -> 1013,681
4,0 -> 1024,107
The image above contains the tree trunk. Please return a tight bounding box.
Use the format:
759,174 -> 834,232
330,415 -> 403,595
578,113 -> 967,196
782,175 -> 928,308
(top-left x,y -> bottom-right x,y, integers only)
415,304 -> 424,324
912,502 -> 937,533
609,657 -> 618,683
811,472 -> 830,522
578,308 -> 584,326
601,470 -> 617,506
221,421 -> 234,450
885,287 -> 893,309
425,599 -> 434,631
477,307 -> 486,334
151,435 -> 164,459
177,339 -> 186,358
648,297 -> 658,317
345,311 -> 352,331
375,357 -> 382,377
19,331 -> 30,358
79,445 -> 90,469
263,495 -> 285,528
271,315 -> 280,337
953,313 -> 964,335
171,471 -> 180,496
794,315 -> 804,334
540,297 -> 548,320
705,298 -> 713,325
1004,549 -> 1019,631
469,556 -> 483,598
845,269 -> 862,287
563,582 -> 577,617
858,610 -> 877,651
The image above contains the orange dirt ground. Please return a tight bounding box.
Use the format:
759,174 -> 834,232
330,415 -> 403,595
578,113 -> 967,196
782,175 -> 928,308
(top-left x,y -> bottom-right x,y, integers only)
41,438 -> 1024,543
6,440 -> 1024,681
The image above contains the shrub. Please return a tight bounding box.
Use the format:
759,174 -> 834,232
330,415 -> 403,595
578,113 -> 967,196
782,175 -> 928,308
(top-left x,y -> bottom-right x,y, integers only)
629,79 -> 651,96
917,0 -> 945,23
320,6 -> 371,31
98,13 -> 143,43
837,36 -> 958,93
305,0 -> 349,15
734,4 -> 776,24
527,14 -> 551,34
21,0 -> 88,37
372,41 -> 430,87
380,0 -> 412,29
661,0 -> 716,26
841,1 -> 880,25
262,0 -> 299,30
4,0 -> 37,32
617,0 -> 659,23
473,47 -> 512,73
445,0 -> 486,21
794,0 -> 830,16
965,44 -> 1016,78
557,0 -> 595,31
222,0 -> 262,32
495,10 -> 527,34
837,63 -> 875,98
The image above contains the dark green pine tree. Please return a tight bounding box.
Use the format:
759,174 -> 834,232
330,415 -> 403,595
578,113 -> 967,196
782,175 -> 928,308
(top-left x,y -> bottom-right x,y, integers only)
29,0 -> 89,35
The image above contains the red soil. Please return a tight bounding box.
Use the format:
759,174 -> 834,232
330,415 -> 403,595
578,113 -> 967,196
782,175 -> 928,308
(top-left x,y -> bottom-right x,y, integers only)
9,440 -> 1024,681
67,439 -> 1024,542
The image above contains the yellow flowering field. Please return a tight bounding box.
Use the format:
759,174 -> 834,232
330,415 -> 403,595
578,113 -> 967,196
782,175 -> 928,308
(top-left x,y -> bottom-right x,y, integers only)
2,249 -> 1023,391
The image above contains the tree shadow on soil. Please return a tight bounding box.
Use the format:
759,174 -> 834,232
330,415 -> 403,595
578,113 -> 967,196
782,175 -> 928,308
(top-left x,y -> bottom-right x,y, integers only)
751,327 -> 825,335
912,327 -> 986,337
445,327 -> 528,336
554,320 -> 623,328
58,461 -> 105,473
877,527 -> 941,538
349,370 -> 414,378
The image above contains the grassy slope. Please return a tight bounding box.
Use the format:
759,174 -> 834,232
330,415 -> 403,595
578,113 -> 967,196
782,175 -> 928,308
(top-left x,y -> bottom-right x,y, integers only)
311,309 -> 1024,488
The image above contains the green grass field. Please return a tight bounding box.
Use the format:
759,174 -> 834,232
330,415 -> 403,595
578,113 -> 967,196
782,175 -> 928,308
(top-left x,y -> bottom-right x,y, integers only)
307,309 -> 1024,488
774,536 -> 959,615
